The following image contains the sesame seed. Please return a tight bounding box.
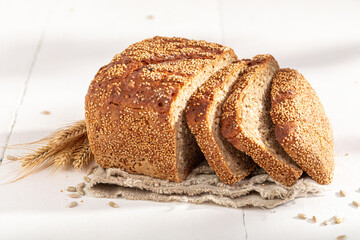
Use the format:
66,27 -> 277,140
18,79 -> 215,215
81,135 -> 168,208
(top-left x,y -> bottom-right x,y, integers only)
84,176 -> 91,183
297,213 -> 307,220
6,155 -> 16,160
77,182 -> 86,189
334,216 -> 344,224
67,186 -> 76,192
108,201 -> 119,208
67,201 -> 78,208
41,110 -> 51,115
68,193 -> 81,199
339,190 -> 346,197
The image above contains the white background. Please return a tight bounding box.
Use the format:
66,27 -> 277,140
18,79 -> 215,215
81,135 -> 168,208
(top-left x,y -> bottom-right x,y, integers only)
0,0 -> 360,239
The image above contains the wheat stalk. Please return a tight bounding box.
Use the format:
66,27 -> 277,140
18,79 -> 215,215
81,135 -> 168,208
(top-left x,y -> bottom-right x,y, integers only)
73,138 -> 92,170
51,137 -> 86,173
9,120 -> 94,182
48,120 -> 87,145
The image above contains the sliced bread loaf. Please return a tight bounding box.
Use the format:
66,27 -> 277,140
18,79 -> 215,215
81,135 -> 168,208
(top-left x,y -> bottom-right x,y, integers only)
270,69 -> 334,184
221,55 -> 303,186
186,61 -> 256,185
85,36 -> 237,182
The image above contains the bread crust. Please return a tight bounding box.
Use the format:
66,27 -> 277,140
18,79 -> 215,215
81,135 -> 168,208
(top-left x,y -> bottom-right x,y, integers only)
270,69 -> 334,184
221,55 -> 303,186
186,61 -> 256,185
85,36 -> 236,182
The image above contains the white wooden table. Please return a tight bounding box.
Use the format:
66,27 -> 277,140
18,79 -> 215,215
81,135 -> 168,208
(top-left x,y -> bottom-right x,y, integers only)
1,0 -> 360,239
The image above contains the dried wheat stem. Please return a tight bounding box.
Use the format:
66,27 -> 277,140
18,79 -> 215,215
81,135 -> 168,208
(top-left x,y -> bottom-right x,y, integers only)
8,120 -> 93,182
72,138 -> 92,170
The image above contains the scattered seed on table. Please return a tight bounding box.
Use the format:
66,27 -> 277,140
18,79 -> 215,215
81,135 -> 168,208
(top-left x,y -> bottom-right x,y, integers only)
41,110 -> 51,115
84,176 -> 91,183
339,190 -> 346,197
334,216 -> 344,224
68,193 -> 81,198
77,187 -> 85,196
86,167 -> 94,176
67,186 -> 76,192
86,166 -> 98,176
337,235 -> 346,240
312,216 -> 317,223
353,201 -> 359,207
322,220 -> 329,226
297,213 -> 307,220
109,201 -> 119,208
6,155 -> 16,160
67,201 -> 78,208
77,182 -> 86,189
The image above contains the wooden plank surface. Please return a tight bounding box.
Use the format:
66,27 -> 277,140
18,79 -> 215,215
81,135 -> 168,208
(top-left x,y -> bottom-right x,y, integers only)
1,0 -> 360,239
0,1 -> 54,160
0,1 -> 247,239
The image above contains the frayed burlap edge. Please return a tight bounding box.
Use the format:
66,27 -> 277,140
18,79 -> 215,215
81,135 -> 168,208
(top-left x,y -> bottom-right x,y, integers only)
87,162 -> 322,209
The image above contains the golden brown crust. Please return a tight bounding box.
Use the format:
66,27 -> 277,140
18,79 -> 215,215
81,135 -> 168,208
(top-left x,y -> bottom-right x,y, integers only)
85,36 -> 236,182
270,69 -> 334,184
186,61 -> 256,185
221,55 -> 303,186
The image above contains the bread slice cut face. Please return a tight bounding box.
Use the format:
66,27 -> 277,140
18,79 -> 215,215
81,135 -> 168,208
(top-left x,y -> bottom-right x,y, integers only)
186,61 -> 256,185
221,55 -> 303,186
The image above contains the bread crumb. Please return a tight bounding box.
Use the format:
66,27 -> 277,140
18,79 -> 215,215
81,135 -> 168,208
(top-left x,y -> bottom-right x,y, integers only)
147,15 -> 154,20
312,216 -> 317,223
337,235 -> 346,240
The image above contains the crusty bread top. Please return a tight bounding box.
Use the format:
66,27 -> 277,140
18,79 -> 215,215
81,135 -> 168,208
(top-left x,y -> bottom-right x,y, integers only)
86,36 -> 234,124
85,36 -> 236,181
186,61 -> 256,185
270,69 -> 334,184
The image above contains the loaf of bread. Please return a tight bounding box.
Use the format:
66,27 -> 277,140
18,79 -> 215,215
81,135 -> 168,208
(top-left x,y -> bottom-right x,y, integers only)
85,36 -> 334,186
221,55 -> 303,186
85,36 -> 237,182
186,61 -> 256,185
270,69 -> 334,184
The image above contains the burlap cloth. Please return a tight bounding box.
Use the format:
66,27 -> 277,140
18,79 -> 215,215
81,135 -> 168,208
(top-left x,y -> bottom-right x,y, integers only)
87,162 -> 322,208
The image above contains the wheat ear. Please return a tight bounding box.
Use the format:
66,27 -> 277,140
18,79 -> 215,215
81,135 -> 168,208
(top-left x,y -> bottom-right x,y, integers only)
9,120 -> 94,182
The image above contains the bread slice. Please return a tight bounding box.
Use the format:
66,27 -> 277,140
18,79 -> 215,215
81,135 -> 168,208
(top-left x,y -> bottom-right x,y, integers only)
186,61 -> 256,185
270,69 -> 334,184
85,36 -> 237,182
221,55 -> 303,186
